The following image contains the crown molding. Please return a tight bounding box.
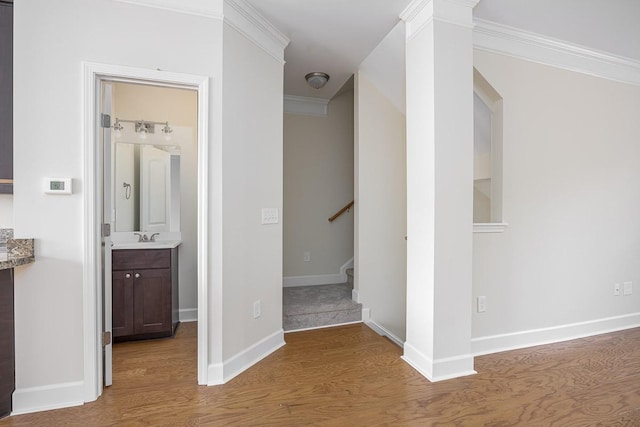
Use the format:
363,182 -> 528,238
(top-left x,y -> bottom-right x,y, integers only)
284,95 -> 329,117
473,18 -> 640,87
112,0 -> 223,19
223,0 -> 290,64
401,0 -> 478,40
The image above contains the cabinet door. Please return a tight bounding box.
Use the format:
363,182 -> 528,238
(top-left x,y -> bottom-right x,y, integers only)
112,271 -> 134,338
133,268 -> 172,335
0,3 -> 13,194
0,270 -> 14,418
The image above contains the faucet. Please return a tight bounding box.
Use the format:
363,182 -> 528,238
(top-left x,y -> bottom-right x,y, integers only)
150,233 -> 160,242
134,233 -> 149,242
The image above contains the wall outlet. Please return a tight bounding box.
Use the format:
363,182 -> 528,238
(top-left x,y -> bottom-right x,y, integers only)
477,296 -> 487,313
614,283 -> 621,296
623,281 -> 633,296
261,208 -> 278,225
303,251 -> 311,262
253,300 -> 261,318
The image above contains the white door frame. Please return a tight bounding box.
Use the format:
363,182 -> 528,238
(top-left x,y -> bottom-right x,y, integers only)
82,62 -> 210,401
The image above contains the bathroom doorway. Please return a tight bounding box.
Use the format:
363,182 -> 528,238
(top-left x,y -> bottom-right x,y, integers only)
101,80 -> 198,386
83,63 -> 210,400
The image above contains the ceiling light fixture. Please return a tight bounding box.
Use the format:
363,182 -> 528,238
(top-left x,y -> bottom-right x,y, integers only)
305,72 -> 330,89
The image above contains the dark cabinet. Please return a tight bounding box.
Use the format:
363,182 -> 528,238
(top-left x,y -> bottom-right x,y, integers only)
0,2 -> 12,194
112,248 -> 178,342
0,269 -> 14,418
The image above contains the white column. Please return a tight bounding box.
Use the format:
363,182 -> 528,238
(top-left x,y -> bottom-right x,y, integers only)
401,0 -> 478,381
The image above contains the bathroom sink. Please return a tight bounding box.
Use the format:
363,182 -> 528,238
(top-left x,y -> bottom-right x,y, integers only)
111,240 -> 182,250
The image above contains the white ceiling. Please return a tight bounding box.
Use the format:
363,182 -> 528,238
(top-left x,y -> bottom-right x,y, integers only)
246,0 -> 640,100
245,0 -> 413,100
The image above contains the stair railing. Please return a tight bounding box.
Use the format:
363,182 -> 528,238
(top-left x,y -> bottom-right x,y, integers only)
328,200 -> 354,222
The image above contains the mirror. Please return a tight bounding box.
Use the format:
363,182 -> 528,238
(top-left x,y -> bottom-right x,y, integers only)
114,142 -> 181,232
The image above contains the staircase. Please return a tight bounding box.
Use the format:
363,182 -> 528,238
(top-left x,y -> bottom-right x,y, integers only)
283,282 -> 361,331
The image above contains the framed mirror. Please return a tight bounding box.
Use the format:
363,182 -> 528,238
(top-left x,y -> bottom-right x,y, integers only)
114,142 -> 181,232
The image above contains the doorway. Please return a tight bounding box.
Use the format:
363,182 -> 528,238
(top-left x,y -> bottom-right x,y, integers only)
82,63 -> 210,401
102,80 -> 198,386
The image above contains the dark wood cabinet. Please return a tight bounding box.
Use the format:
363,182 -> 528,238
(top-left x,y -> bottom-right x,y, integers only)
0,1 -> 13,194
112,248 -> 178,342
0,269 -> 14,418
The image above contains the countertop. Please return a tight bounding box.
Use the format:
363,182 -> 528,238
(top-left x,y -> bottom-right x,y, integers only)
111,240 -> 182,250
0,239 -> 35,270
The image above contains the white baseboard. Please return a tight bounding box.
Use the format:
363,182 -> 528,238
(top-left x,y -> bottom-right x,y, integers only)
283,273 -> 345,287
402,342 -> 476,383
340,257 -> 354,277
283,257 -> 354,287
12,381 -> 84,415
472,312 -> 640,357
179,308 -> 198,322
365,319 -> 404,348
219,329 -> 285,384
284,320 -> 363,333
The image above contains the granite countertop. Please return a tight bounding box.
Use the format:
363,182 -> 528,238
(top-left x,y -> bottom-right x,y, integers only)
0,229 -> 35,270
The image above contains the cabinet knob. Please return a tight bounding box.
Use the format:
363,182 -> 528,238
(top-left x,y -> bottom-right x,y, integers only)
125,273 -> 131,279
135,273 -> 141,279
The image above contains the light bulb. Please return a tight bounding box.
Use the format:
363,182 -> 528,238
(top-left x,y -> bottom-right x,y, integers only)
113,120 -> 123,138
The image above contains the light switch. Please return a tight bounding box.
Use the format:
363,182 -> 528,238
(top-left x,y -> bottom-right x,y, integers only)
261,208 -> 279,224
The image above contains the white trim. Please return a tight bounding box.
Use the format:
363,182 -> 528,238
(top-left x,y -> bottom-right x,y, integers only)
112,0 -> 223,19
473,222 -> 508,233
12,381 -> 84,415
402,343 -> 476,382
473,19 -> 640,87
365,319 -> 404,348
284,95 -> 329,117
283,320 -> 363,334
179,308 -> 198,322
339,257 -> 354,278
283,257 -> 354,287
472,312 -> 640,357
223,0 -> 290,64
82,63 -> 211,404
283,273 -> 345,287
217,329 -> 285,384
352,289 -> 360,302
401,0 -> 478,41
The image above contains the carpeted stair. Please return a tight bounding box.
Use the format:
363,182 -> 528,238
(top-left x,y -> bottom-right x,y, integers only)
283,283 -> 362,331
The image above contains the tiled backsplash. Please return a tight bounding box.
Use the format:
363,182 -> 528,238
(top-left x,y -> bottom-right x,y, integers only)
0,229 -> 12,254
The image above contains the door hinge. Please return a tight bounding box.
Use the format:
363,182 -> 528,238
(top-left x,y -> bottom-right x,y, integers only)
100,113 -> 111,129
102,331 -> 112,346
102,223 -> 111,238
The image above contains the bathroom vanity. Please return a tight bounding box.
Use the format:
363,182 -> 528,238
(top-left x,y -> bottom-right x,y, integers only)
112,245 -> 179,342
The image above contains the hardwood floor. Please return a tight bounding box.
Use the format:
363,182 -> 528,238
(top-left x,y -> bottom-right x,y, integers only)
2,323 -> 640,426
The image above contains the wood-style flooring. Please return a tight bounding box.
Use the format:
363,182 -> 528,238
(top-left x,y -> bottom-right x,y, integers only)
2,322 -> 640,426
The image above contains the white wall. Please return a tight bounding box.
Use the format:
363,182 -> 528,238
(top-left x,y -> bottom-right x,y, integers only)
283,91 -> 354,280
0,194 -> 12,227
472,50 -> 640,352
112,82 -> 199,316
221,23 -> 284,363
13,0 -> 224,411
355,72 -> 406,342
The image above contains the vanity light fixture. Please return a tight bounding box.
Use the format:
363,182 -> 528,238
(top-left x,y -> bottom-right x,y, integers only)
135,121 -> 151,140
305,72 -> 330,89
161,122 -> 173,141
112,119 -> 123,138
112,118 -> 173,141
